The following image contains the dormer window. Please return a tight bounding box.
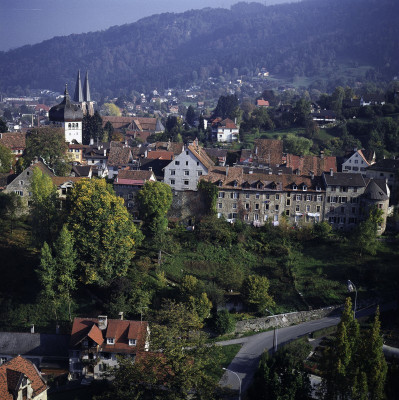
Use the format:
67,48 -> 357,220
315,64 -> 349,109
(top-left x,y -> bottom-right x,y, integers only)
129,339 -> 137,346
233,180 -> 238,187
303,185 -> 307,191
316,186 -> 321,192
292,184 -> 297,190
107,338 -> 115,345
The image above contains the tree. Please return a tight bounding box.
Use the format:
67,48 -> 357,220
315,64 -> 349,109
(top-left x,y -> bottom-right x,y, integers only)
24,127 -> 69,176
137,181 -> 172,239
0,192 -> 21,234
103,120 -> 114,142
186,105 -> 196,127
82,111 -> 104,144
241,275 -> 274,313
0,117 -> 8,133
283,134 -> 313,156
67,179 -> 142,286
197,180 -> 218,215
212,94 -> 240,121
102,103 -> 121,116
214,309 -> 235,334
359,307 -> 387,400
30,166 -> 59,246
37,226 -> 77,321
0,143 -> 13,172
293,98 -> 311,127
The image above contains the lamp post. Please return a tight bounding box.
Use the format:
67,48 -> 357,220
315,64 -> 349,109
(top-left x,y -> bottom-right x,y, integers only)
223,368 -> 241,400
347,279 -> 357,320
265,308 -> 278,352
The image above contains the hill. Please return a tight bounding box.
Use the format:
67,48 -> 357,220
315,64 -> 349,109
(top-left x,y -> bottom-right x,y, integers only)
0,0 -> 398,97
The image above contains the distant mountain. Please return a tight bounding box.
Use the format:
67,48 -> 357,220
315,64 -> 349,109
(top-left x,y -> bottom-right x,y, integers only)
0,0 -> 398,97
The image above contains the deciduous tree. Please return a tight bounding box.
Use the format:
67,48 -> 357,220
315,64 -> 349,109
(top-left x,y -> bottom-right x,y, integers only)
0,143 -> 13,172
241,275 -> 274,313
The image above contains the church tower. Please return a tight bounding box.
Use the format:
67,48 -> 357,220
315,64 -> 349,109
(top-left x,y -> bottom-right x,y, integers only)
49,84 -> 83,143
73,70 -> 94,116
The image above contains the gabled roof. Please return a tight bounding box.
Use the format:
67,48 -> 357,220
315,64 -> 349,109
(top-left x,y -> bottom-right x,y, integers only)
0,356 -> 47,400
256,99 -> 270,107
285,154 -> 337,175
0,132 -> 26,150
188,143 -> 215,170
146,150 -> 174,160
219,118 -> 237,129
253,139 -> 284,165
51,176 -> 82,187
153,141 -> 184,155
107,146 -> 132,167
71,165 -> 92,177
323,172 -> 366,187
363,179 -> 389,201
87,324 -> 104,346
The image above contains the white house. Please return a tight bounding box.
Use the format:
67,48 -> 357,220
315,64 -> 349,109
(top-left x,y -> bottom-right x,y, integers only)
342,149 -> 375,175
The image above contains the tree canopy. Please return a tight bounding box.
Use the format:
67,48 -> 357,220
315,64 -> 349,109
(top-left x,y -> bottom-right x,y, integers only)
67,179 -> 142,286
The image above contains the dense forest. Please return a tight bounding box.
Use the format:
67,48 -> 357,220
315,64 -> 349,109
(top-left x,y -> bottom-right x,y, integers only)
0,0 -> 398,97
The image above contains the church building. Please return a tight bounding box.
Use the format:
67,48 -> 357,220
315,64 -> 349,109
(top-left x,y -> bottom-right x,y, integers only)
49,70 -> 94,144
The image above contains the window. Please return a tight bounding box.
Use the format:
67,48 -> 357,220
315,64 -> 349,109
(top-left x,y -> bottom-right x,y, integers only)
170,170 -> 176,175
175,161 -> 180,165
232,203 -> 237,209
265,204 -> 269,210
353,167 -> 359,171
285,210 -> 290,216
306,195 -> 311,201
183,180 -> 189,186
316,186 -> 321,191
197,162 -> 200,166
295,195 -> 301,201
316,205 -> 321,212
245,203 -> 250,210
355,160 -> 358,164
218,203 -> 222,209
186,151 -> 189,155
244,215 -> 249,221
353,187 -> 358,193
292,184 -> 297,190
184,170 -> 189,176
275,194 -> 280,200
170,179 -> 175,185
296,205 -> 300,212
317,195 -> 322,202
265,194 -> 270,199
231,192 -> 239,199
256,193 -> 260,199
254,214 -> 259,221
341,207 -> 345,214
186,161 -> 189,166
0,357 -> 7,365
129,339 -> 137,346
20,180 -> 24,185
245,193 -> 250,199
107,338 -> 115,345
219,192 -> 225,198
264,215 -> 268,221
197,171 -> 202,176
275,205 -> 279,211
341,197 -> 347,203
286,199 -> 291,206
306,205 -> 310,212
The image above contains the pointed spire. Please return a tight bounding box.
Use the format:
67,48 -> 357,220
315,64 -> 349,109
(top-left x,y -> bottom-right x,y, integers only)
83,71 -> 91,102
73,70 -> 83,103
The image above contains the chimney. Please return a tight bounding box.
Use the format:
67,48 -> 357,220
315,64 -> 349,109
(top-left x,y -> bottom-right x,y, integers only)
226,166 -> 229,177
90,137 -> 94,146
310,170 -> 314,180
31,324 -> 35,334
320,150 -> 324,159
330,168 -> 333,176
119,312 -> 124,320
98,315 -> 108,330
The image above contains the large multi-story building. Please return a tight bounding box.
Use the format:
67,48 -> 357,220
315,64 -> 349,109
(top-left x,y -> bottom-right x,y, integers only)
201,167 -> 390,232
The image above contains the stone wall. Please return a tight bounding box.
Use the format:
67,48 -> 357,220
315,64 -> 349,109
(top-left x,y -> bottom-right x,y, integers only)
235,306 -> 340,333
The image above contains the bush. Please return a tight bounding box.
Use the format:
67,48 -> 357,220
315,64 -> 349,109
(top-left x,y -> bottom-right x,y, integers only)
214,309 -> 236,335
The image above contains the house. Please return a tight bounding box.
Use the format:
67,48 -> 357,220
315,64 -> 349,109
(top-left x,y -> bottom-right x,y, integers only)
256,99 -> 270,108
311,110 -> 336,125
107,145 -> 134,179
323,170 -> 389,233
69,316 -> 149,379
51,176 -> 83,203
0,132 -> 26,160
341,149 -> 375,174
71,165 -> 92,178
102,116 -> 164,135
366,158 -> 399,204
3,160 -> 55,207
164,140 -> 214,191
82,142 -> 109,178
0,355 -> 48,400
113,169 -> 156,213
0,332 -> 70,376
67,143 -> 86,164
360,95 -> 385,106
212,118 -> 239,143
204,148 -> 228,166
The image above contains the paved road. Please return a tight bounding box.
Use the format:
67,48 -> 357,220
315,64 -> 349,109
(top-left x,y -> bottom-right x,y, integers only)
218,303 -> 396,396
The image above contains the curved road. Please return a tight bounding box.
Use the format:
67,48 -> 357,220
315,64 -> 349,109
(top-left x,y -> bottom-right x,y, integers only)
218,303 -> 395,395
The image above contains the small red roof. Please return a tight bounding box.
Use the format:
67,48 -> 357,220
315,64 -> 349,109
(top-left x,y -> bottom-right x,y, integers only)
257,99 -> 270,107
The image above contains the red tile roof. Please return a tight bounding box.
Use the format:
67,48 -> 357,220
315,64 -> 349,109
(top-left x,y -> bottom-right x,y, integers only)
0,132 -> 26,150
254,139 -> 284,165
107,147 -> 132,167
284,154 -> 337,175
146,150 -> 174,160
116,169 -> 155,182
256,99 -> 270,107
0,356 -> 47,400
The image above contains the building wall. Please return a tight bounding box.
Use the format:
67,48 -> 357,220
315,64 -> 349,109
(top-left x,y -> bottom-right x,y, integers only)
366,169 -> 398,204
217,127 -> 239,143
342,152 -> 369,174
164,149 -> 209,191
64,121 -> 82,144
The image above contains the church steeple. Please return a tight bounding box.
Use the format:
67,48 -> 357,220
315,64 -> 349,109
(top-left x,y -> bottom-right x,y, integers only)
83,71 -> 91,102
73,70 -> 83,103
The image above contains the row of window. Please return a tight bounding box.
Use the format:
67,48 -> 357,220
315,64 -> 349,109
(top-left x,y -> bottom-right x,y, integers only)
218,192 -> 323,202
329,186 -> 358,192
174,160 -> 201,166
328,196 -> 359,204
169,170 -> 203,176
68,123 -> 80,128
170,179 -> 190,186
106,337 -> 136,346
219,202 -> 322,213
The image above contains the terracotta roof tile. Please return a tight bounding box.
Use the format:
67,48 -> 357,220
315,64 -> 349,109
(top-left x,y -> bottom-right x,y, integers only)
253,139 -> 283,165
117,170 -> 154,181
0,132 -> 26,150
107,147 -> 132,167
0,356 -> 47,400
146,150 -> 174,160
188,144 -> 214,169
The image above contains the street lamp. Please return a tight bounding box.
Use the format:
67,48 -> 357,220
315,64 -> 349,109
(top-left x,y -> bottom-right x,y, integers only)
222,368 -> 241,400
265,308 -> 278,352
347,279 -> 357,320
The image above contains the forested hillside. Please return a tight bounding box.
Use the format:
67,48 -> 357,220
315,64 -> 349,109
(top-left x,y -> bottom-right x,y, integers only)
0,0 -> 398,96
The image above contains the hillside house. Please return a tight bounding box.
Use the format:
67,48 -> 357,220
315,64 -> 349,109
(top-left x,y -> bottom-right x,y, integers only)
341,149 -> 375,174
0,132 -> 26,161
212,118 -> 239,143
